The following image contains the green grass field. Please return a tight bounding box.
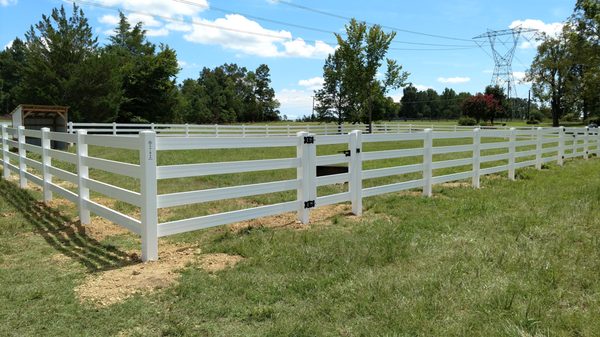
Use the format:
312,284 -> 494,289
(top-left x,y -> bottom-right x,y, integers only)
1,136 -> 599,336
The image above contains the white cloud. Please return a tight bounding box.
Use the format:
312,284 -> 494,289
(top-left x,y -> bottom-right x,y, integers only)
276,89 -> 314,119
414,84 -> 433,91
184,14 -> 334,58
146,27 -> 170,37
99,14 -> 120,26
509,19 -> 564,49
0,0 -> 17,6
437,77 -> 470,84
165,21 -> 193,32
128,13 -> 162,27
298,77 -> 324,91
509,19 -> 563,37
94,0 -> 208,18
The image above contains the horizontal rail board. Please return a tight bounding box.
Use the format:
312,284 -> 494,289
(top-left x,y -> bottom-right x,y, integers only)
47,148 -> 77,164
157,179 -> 298,208
157,157 -> 300,179
432,131 -> 473,139
23,171 -> 43,186
23,129 -> 42,138
82,156 -> 140,178
6,139 -> 19,148
432,171 -> 473,184
158,201 -> 300,237
83,199 -> 141,235
47,165 -> 78,184
316,154 -> 349,166
515,150 -> 537,158
363,179 -> 424,198
5,150 -> 19,162
23,157 -> 42,171
48,131 -> 76,143
82,177 -> 142,207
480,153 -> 509,163
479,142 -> 510,150
83,135 -> 140,150
24,143 -> 42,155
432,144 -> 473,155
514,160 -> 536,169
362,163 -> 423,179
317,173 -> 349,186
6,163 -> 19,174
316,192 -> 351,207
432,157 -> 472,169
156,136 -> 297,150
363,133 -> 425,142
480,165 -> 508,175
48,183 -> 79,203
362,148 -> 424,161
315,135 -> 350,145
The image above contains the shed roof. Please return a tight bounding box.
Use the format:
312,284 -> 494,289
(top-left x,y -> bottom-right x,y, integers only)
11,104 -> 69,120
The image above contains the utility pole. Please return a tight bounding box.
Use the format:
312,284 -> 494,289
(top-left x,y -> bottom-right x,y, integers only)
311,95 -> 315,119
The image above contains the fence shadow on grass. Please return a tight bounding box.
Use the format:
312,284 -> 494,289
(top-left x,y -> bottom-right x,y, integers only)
0,179 -> 139,272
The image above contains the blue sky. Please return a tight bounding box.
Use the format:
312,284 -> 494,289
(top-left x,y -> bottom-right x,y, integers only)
1,0 -> 572,119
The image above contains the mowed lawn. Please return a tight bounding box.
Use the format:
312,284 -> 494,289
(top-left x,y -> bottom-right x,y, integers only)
1,157 -> 600,336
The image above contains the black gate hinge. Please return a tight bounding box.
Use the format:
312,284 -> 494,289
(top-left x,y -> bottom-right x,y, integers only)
304,200 -> 315,208
356,148 -> 361,154
304,136 -> 314,144
340,150 -> 351,157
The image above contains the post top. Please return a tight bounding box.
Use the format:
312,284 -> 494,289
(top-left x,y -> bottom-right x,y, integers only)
76,129 -> 87,134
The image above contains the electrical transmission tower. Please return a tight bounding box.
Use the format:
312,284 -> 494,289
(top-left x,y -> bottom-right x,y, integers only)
473,26 -> 537,106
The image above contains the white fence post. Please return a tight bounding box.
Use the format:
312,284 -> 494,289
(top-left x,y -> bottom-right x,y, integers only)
1,124 -> 8,180
266,125 -> 270,137
68,121 -> 73,134
185,123 -> 189,137
535,127 -> 543,170
76,130 -> 90,225
41,127 -> 53,202
296,131 -> 316,224
472,128 -> 481,188
17,126 -> 27,188
558,126 -> 565,166
112,122 -> 117,135
140,131 -> 158,261
422,129 -> 433,197
583,126 -> 589,160
349,130 -> 363,215
214,124 -> 219,137
508,127 -> 516,180
150,123 -> 155,131
596,127 -> 600,157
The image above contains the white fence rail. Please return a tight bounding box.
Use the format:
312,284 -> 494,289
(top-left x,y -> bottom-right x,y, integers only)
67,122 -> 542,137
2,124 -> 598,261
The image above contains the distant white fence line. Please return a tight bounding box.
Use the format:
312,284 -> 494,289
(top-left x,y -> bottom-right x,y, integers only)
1,124 -> 598,261
67,122 -> 541,137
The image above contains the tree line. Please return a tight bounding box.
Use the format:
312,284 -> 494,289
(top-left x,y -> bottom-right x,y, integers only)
0,5 -> 281,123
527,0 -> 600,126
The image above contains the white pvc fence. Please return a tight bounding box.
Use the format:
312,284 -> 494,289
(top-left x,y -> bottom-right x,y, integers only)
67,122 -> 540,137
1,124 -> 598,261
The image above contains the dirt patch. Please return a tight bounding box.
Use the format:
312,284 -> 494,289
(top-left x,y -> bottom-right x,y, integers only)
75,244 -> 197,307
85,216 -> 132,241
439,182 -> 471,188
198,253 -> 244,273
44,198 -> 73,209
0,211 -> 16,218
228,203 -> 352,233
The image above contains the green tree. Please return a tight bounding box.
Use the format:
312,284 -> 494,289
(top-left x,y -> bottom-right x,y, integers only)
106,12 -> 179,122
253,64 -> 280,121
0,38 -> 26,114
315,19 -> 409,124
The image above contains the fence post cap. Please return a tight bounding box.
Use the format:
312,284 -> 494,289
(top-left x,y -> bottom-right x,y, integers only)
17,125 -> 25,130
41,127 -> 50,132
76,129 -> 87,135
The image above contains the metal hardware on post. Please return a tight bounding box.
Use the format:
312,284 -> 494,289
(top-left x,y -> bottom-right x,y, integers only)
558,126 -> 565,166
297,131 -> 316,224
349,130 -> 363,215
304,200 -> 315,209
140,131 -> 158,261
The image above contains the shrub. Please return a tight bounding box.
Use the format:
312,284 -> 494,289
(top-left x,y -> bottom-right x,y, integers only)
526,119 -> 540,124
458,117 -> 477,126
529,111 -> 545,122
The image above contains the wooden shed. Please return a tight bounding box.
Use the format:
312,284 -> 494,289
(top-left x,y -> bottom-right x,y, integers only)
11,105 -> 69,149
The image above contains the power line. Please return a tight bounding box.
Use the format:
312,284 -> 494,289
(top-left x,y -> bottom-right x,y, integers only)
172,0 -> 481,48
68,0 -> 481,52
273,0 -> 476,42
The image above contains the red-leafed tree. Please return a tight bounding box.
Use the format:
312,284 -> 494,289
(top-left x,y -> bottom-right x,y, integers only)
462,93 -> 502,124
